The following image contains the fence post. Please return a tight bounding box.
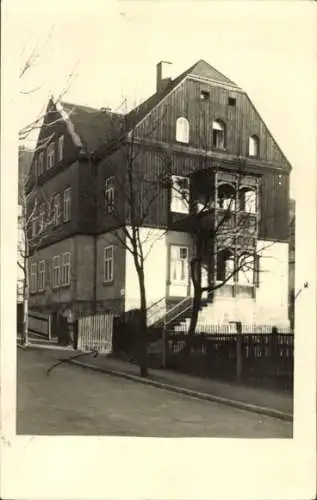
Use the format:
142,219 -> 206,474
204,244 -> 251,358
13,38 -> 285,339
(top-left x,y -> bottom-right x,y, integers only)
236,321 -> 243,382
162,320 -> 167,369
48,314 -> 51,342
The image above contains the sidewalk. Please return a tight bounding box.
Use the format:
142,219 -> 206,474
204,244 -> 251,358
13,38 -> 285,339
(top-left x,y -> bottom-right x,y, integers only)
19,343 -> 293,421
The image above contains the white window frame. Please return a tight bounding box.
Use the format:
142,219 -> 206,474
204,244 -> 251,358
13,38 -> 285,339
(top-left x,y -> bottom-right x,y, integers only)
176,117 -> 189,144
63,187 -> 72,222
38,152 -> 44,175
34,159 -> 38,178
52,255 -> 61,288
217,183 -> 236,212
249,135 -> 259,157
58,135 -> 64,162
239,188 -> 256,214
61,252 -> 71,286
237,254 -> 254,286
54,193 -> 61,225
30,263 -> 37,293
105,177 -> 115,214
212,120 -> 225,149
38,260 -> 46,292
38,203 -> 45,233
47,142 -> 55,169
171,175 -> 190,214
103,246 -> 114,282
170,245 -> 189,284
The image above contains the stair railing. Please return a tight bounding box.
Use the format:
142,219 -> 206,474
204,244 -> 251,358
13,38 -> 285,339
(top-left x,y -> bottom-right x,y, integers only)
152,295 -> 193,328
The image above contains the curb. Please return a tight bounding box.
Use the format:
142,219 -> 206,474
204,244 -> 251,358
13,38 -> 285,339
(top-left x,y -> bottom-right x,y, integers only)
68,359 -> 293,422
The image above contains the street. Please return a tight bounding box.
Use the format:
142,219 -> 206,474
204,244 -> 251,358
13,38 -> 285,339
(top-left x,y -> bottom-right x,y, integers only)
17,348 -> 292,437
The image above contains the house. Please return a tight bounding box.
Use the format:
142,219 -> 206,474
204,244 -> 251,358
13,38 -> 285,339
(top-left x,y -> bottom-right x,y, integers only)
288,199 -> 296,329
26,59 -> 291,330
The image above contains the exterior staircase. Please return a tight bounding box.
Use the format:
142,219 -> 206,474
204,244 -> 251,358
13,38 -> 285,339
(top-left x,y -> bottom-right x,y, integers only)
147,294 -> 211,332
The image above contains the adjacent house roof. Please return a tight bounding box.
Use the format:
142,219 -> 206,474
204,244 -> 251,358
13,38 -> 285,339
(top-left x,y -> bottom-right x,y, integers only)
59,102 -> 124,151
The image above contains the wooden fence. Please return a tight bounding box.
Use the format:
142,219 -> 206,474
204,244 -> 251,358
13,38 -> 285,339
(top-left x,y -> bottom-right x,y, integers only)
165,331 -> 294,391
77,313 -> 114,354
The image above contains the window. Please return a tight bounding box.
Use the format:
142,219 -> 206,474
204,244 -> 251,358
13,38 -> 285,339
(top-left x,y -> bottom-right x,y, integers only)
54,193 -> 61,225
61,252 -> 71,286
38,203 -> 45,233
176,117 -> 189,143
249,135 -> 259,157
47,142 -> 55,169
212,120 -> 226,149
38,152 -> 44,175
38,260 -> 45,291
105,177 -> 115,214
217,249 -> 234,283
30,263 -> 37,293
104,246 -> 114,282
34,159 -> 38,178
52,256 -> 61,288
31,216 -> 37,239
228,96 -> 236,106
200,90 -> 210,101
171,175 -> 190,214
63,187 -> 72,222
170,246 -> 188,283
239,188 -> 256,213
217,183 -> 236,211
58,135 -> 64,162
238,253 -> 254,286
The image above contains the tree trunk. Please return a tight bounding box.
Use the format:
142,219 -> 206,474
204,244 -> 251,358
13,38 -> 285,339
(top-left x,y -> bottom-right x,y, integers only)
137,265 -> 148,378
188,258 -> 202,337
22,254 -> 29,346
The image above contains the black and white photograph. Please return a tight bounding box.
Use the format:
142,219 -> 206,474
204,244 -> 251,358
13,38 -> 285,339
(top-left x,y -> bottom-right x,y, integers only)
1,0 -> 316,499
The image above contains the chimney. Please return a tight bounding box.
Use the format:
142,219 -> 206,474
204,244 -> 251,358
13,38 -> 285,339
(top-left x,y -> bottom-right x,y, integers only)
156,61 -> 172,93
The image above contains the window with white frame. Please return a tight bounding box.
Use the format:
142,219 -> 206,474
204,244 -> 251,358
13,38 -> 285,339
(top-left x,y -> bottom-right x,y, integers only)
58,135 -> 64,162
103,246 -> 114,282
248,135 -> 259,157
47,142 -> 55,169
217,183 -> 236,211
170,246 -> 189,284
216,249 -> 235,284
104,177 -> 115,214
34,159 -> 38,178
30,263 -> 37,293
38,203 -> 45,233
38,260 -> 46,291
54,193 -> 61,225
176,117 -> 189,143
212,120 -> 226,149
237,253 -> 254,286
61,252 -> 71,286
239,187 -> 256,213
52,255 -> 61,288
63,187 -> 72,222
38,152 -> 44,175
171,175 -> 190,214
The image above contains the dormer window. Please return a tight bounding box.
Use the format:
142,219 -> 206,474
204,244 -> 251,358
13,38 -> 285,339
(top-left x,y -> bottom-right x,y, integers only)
47,142 -> 55,169
58,135 -> 64,162
212,120 -> 226,149
249,135 -> 259,157
176,117 -> 189,144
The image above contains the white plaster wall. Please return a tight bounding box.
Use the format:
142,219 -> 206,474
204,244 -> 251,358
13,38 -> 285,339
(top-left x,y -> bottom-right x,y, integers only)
255,240 -> 289,326
124,227 -> 167,311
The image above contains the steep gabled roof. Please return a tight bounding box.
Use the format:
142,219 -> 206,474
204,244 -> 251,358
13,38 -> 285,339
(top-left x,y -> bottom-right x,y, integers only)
125,59 -> 240,131
59,101 -> 124,151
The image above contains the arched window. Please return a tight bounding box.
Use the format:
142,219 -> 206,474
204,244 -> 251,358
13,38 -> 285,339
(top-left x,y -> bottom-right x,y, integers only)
212,120 -> 226,149
217,249 -> 235,283
238,253 -> 254,286
176,117 -> 189,143
217,183 -> 236,211
239,187 -> 256,213
249,135 -> 259,157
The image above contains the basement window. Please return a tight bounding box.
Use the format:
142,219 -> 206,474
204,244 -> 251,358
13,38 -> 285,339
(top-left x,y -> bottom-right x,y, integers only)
228,96 -> 236,106
200,90 -> 210,101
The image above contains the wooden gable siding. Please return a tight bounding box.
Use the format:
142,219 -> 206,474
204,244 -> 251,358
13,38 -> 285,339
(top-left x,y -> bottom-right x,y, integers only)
135,78 -> 289,168
259,172 -> 289,242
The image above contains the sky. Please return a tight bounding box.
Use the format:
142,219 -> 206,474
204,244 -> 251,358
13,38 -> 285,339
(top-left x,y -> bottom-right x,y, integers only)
9,0 -> 317,201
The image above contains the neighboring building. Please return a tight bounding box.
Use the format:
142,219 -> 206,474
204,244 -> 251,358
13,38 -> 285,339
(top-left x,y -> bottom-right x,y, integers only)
17,147 -> 33,303
27,60 -> 291,329
288,199 -> 295,329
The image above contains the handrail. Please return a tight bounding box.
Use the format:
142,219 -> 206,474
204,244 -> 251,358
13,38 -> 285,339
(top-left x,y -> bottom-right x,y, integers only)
152,295 -> 193,328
